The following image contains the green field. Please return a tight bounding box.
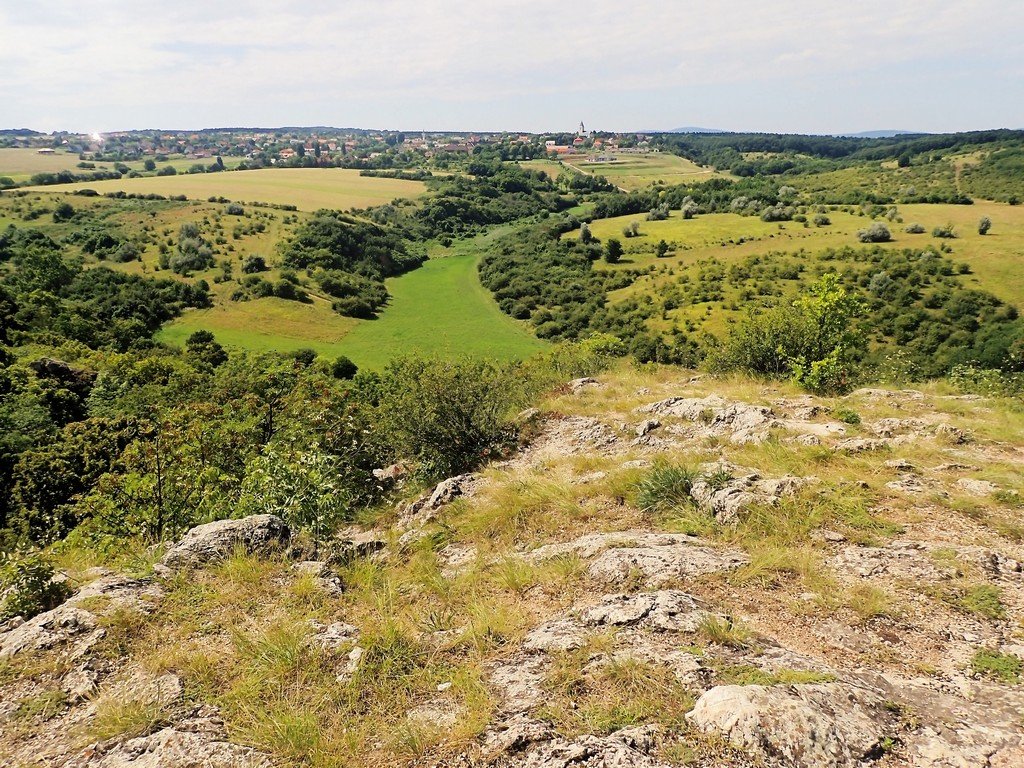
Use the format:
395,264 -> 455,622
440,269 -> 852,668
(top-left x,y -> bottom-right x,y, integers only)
158,228 -> 546,369
562,152 -> 724,190
23,168 -> 426,211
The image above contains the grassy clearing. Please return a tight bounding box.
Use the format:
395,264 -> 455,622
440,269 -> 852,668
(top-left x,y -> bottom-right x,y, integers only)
23,168 -> 426,211
562,153 -> 724,191
338,233 -> 548,369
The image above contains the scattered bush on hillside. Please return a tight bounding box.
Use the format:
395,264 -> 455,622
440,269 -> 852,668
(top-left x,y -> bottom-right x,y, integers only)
905,223 -> 926,234
932,224 -> 957,239
331,356 -> 358,380
169,223 -> 214,275
978,216 -> 992,235
857,222 -> 892,243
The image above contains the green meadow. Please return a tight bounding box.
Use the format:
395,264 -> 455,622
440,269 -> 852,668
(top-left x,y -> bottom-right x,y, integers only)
159,228 -> 546,369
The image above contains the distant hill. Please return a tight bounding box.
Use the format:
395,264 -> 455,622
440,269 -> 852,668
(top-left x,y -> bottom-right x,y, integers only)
838,130 -> 923,139
643,126 -> 728,134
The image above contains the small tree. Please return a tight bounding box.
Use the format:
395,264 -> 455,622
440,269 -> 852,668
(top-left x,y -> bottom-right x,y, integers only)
655,239 -> 670,258
604,238 -> 623,264
579,223 -> 594,244
978,216 -> 992,235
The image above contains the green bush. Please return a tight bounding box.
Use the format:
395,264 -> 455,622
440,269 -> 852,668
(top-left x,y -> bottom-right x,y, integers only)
374,357 -> 522,477
0,553 -> 71,621
711,274 -> 863,393
857,223 -> 892,243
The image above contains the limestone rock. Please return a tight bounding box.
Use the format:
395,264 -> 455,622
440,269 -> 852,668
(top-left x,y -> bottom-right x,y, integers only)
0,604 -> 102,659
834,437 -> 888,453
956,478 -> 1000,496
73,706 -> 271,767
159,515 -> 289,570
581,590 -> 708,633
293,561 -> 344,595
568,377 -> 600,393
587,541 -> 748,586
524,618 -> 588,652
687,683 -> 895,768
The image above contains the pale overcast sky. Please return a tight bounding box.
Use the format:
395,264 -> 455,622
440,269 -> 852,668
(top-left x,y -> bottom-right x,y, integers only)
2,0 -> 1022,135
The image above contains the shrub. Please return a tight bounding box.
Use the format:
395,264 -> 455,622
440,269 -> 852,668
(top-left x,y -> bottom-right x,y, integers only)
0,553 -> 71,621
812,214 -> 831,227
931,224 -> 956,239
604,238 -> 623,264
904,223 -> 925,234
857,223 -> 892,243
712,274 -> 863,394
978,216 -> 992,235
331,356 -> 358,380
834,407 -> 861,425
374,357 -> 522,477
225,203 -> 245,216
241,255 -> 268,274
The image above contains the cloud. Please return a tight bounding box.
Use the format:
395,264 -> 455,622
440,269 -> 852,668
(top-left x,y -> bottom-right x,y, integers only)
0,0 -> 1021,132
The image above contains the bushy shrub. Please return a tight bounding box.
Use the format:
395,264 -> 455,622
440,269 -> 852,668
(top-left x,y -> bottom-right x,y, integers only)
711,274 -> 863,393
812,214 -> 831,227
857,223 -> 892,243
978,216 -> 992,235
904,223 -> 925,234
241,255 -> 267,274
374,357 -> 523,477
331,356 -> 358,380
0,553 -> 71,621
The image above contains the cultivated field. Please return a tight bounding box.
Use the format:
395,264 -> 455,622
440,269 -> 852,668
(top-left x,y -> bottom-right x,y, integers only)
0,148 -> 246,184
563,152 -> 724,190
23,168 -> 427,211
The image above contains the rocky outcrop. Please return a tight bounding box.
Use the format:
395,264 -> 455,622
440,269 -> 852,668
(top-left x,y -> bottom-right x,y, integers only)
687,683 -> 897,768
70,706 -> 272,767
159,514 -> 289,570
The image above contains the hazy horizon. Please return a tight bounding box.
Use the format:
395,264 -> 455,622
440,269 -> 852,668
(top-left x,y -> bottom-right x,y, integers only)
3,1 -> 1022,136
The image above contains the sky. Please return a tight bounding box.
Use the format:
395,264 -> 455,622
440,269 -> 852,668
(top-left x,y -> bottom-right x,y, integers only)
2,0 -> 1023,135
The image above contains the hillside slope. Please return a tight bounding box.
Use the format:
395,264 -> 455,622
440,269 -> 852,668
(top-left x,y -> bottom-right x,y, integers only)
2,368 -> 1023,767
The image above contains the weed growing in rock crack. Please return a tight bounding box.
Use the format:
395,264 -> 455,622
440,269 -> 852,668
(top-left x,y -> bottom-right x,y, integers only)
698,615 -> 752,649
845,584 -> 897,621
954,584 -> 1006,620
834,407 -> 862,425
540,645 -> 694,737
970,649 -> 1022,683
635,462 -> 700,514
713,663 -> 836,686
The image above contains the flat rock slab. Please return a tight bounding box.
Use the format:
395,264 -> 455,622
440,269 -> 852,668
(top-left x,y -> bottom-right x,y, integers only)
581,590 -> 708,632
587,542 -> 748,586
687,683 -> 896,768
